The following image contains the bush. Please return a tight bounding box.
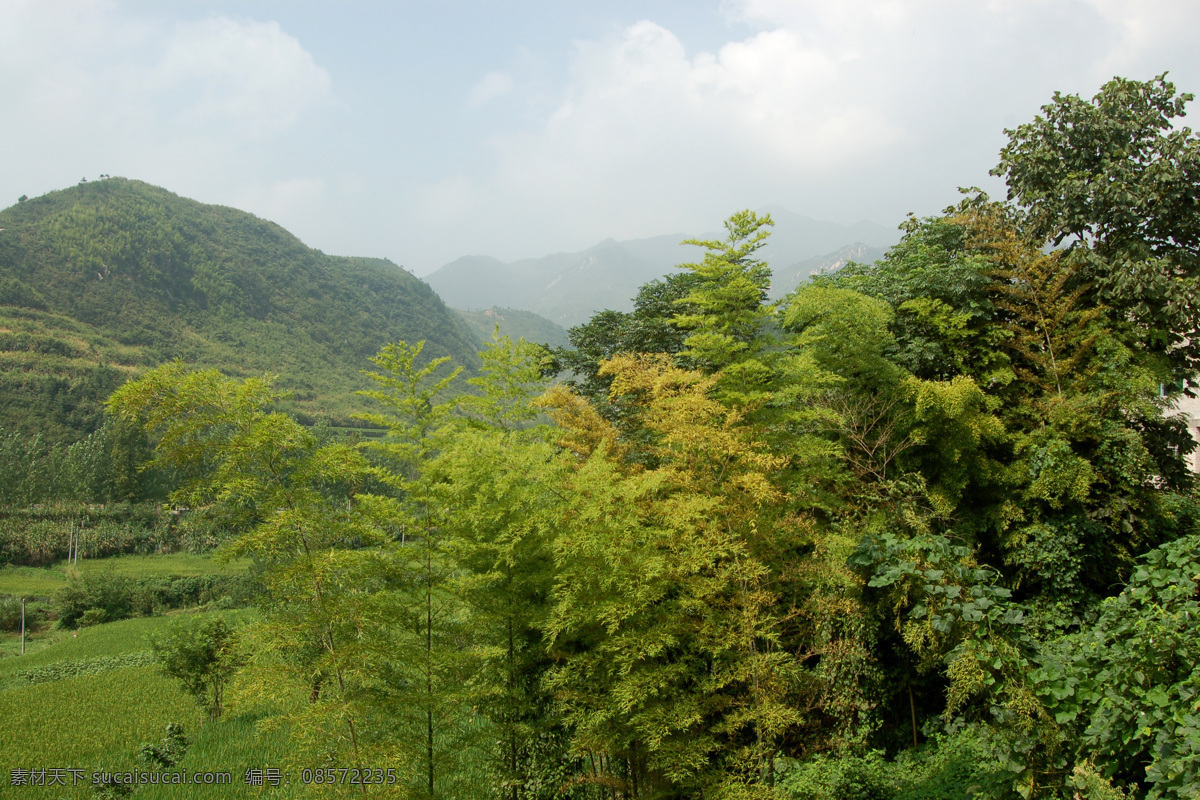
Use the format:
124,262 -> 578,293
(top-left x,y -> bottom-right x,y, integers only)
55,571 -> 255,628
138,722 -> 189,769
150,617 -> 241,721
778,750 -> 899,800
0,595 -> 24,631
129,574 -> 256,616
1033,534 -> 1200,800
55,570 -> 133,628
778,728 -> 1000,800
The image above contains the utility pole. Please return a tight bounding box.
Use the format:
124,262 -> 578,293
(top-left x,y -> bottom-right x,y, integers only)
20,599 -> 26,655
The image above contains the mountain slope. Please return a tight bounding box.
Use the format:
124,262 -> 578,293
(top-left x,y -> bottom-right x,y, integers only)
771,243 -> 890,299
452,307 -> 569,349
0,178 -> 480,440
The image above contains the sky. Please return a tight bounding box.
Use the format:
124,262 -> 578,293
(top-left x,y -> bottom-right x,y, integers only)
3,0 -> 1199,276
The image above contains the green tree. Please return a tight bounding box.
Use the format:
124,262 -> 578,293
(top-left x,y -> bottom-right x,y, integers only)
354,340 -> 487,799
674,210 -> 777,406
994,74 -> 1200,381
539,354 -> 822,797
420,333 -> 578,798
151,617 -> 240,721
107,362 -> 381,772
554,272 -> 699,408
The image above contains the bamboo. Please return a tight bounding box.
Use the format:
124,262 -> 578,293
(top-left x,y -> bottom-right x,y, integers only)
909,684 -> 919,749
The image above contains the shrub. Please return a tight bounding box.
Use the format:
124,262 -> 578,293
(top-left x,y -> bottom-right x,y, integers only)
55,571 -> 134,628
150,617 -> 241,721
0,595 -> 24,632
138,722 -> 189,769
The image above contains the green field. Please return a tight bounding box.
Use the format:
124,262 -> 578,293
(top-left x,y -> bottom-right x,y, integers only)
0,607 -> 298,799
0,552 -> 252,598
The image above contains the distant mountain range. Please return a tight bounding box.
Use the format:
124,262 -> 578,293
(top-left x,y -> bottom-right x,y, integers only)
0,178 -> 480,441
426,207 -> 899,327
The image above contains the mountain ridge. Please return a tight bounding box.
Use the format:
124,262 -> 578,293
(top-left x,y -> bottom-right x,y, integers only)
425,209 -> 898,326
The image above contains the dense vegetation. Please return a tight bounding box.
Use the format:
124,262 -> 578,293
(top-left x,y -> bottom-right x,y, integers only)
3,75 -> 1198,799
0,178 -> 481,442
453,307 -> 570,349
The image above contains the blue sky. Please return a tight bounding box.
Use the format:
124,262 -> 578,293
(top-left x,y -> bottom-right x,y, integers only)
4,0 -> 1198,274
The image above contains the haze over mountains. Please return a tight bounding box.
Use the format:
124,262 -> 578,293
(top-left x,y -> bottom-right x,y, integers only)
426,208 -> 899,326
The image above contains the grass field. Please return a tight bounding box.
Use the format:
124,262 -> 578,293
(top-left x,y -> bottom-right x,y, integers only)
0,611 -> 258,684
0,552 -> 253,598
0,607 -> 302,799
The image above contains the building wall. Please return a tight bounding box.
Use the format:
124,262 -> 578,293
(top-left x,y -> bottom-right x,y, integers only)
1168,389 -> 1200,472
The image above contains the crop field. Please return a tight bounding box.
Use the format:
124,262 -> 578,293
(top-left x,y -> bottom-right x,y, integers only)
0,552 -> 253,597
0,608 -> 299,799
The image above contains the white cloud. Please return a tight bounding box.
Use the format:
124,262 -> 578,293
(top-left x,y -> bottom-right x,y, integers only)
406,0 -> 1200,266
416,18 -> 901,256
0,2 -> 332,206
156,17 -> 332,139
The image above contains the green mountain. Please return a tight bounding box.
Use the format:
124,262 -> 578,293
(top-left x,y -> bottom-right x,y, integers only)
452,307 -> 569,349
0,178 -> 480,442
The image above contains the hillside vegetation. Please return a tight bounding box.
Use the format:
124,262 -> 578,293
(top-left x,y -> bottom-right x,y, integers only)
452,306 -> 569,348
0,178 -> 480,441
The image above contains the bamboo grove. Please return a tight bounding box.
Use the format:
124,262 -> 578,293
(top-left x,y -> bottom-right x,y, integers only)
106,76 -> 1200,799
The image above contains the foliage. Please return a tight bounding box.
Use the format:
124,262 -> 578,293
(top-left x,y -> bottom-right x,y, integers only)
553,271 -> 700,408
1033,535 -> 1200,800
151,616 -> 241,721
0,421 -> 160,507
36,76 -> 1200,800
138,723 -> 190,770
0,503 -> 180,568
56,569 -> 135,628
994,74 -> 1200,383
21,652 -> 157,684
778,727 -> 1002,800
53,566 -> 252,629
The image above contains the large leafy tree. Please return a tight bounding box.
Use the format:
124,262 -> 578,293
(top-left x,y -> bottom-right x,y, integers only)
994,74 -> 1200,380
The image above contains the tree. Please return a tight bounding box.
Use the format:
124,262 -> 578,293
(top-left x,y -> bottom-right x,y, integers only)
151,616 -> 240,721
674,210 -> 777,406
994,74 -> 1200,380
553,272 -> 699,409
354,340 -> 488,799
107,362 -> 382,773
539,353 -> 852,796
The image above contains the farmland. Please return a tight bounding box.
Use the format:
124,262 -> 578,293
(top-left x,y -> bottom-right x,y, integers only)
0,552 -> 297,800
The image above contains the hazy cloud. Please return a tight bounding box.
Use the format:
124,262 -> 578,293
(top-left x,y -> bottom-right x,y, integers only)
157,17 -> 333,139
3,1 -> 1197,273
469,71 -> 516,106
0,1 -> 331,208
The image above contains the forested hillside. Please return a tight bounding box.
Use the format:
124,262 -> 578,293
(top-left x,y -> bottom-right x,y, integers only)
0,178 -> 480,441
452,306 -> 569,348
92,76 -> 1200,800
